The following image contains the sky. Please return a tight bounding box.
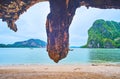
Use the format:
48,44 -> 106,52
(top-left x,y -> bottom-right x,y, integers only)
0,2 -> 120,46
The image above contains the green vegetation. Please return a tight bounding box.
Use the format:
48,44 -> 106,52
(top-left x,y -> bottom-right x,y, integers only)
85,19 -> 120,48
0,39 -> 47,48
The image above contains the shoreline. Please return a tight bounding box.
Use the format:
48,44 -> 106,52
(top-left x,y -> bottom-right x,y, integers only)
0,62 -> 120,66
0,64 -> 120,79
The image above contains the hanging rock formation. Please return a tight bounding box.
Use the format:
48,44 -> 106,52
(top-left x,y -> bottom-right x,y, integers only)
0,0 -> 47,32
46,0 -> 79,62
0,0 -> 120,62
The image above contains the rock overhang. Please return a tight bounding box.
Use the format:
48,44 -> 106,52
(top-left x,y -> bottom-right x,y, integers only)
0,0 -> 120,62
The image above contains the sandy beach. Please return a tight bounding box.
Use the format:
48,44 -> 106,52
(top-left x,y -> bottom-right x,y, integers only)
0,64 -> 120,79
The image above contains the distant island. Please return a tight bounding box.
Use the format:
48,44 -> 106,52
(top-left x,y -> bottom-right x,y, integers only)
0,39 -> 47,48
84,19 -> 120,48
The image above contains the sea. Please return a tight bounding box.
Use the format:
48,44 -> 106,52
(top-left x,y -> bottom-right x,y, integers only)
0,48 -> 120,65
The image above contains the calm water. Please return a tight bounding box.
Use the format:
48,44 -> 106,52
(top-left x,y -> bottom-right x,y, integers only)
0,48 -> 120,65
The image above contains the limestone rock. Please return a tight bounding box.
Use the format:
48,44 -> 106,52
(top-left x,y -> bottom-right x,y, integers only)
0,0 -> 120,62
86,19 -> 120,48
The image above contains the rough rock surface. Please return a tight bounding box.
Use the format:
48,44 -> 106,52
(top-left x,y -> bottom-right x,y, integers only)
0,0 -> 120,62
46,0 -> 79,62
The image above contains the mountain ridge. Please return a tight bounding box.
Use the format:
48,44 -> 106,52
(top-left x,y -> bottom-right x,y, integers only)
0,39 -> 47,48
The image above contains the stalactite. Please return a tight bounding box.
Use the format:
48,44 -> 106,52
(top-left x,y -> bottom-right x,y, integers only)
0,0 -> 120,62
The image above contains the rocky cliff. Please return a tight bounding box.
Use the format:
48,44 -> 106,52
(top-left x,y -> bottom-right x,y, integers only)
86,19 -> 120,48
0,0 -> 120,62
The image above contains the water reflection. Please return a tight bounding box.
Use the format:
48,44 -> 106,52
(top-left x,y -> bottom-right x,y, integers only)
89,49 -> 120,63
0,48 -> 120,65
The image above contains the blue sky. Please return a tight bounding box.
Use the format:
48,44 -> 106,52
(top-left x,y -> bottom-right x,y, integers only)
0,2 -> 120,46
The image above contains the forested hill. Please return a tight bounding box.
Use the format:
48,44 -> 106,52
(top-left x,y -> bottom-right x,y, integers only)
0,39 -> 46,48
85,19 -> 120,48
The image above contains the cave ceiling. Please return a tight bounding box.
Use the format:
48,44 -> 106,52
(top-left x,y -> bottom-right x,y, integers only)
0,0 -> 120,62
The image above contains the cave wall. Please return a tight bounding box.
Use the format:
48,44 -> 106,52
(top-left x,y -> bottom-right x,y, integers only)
0,0 -> 47,32
0,0 -> 120,62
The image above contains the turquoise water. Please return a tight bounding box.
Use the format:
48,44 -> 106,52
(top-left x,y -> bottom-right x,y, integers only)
0,48 -> 120,65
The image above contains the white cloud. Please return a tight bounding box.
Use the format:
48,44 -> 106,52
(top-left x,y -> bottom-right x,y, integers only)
0,3 -> 120,46
70,6 -> 120,46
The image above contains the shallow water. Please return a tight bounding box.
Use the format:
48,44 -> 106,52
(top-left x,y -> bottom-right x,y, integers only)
0,48 -> 120,65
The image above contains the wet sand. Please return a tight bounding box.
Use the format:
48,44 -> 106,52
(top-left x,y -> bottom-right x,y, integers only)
0,64 -> 120,79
